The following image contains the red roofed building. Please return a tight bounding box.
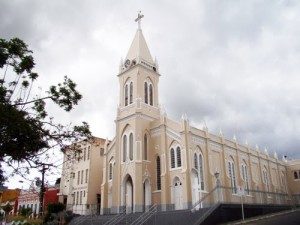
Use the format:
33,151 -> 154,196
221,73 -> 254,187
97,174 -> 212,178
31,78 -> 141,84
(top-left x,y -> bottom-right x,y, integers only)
44,187 -> 59,210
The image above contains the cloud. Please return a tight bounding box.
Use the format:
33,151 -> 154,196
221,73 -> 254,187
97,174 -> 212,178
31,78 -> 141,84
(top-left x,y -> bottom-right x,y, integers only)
1,0 -> 300,187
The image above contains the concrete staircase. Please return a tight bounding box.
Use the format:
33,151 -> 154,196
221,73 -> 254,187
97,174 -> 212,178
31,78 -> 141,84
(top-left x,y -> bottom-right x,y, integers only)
69,207 -> 209,225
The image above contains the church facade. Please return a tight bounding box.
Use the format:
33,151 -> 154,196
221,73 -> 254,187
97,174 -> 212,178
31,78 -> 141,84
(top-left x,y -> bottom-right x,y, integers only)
99,16 -> 291,214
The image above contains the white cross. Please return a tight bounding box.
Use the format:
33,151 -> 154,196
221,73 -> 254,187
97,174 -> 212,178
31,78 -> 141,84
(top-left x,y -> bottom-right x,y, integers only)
135,11 -> 144,29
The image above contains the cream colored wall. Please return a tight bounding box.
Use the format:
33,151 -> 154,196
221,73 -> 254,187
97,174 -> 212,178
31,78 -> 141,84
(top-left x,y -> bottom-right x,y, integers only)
59,138 -> 106,213
286,160 -> 300,195
100,39 -> 291,213
86,141 -> 105,204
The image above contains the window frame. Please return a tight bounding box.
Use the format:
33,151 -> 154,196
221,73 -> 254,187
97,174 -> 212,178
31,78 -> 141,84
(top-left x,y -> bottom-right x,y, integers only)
170,145 -> 182,170
144,134 -> 148,160
156,156 -> 161,190
129,133 -> 133,161
228,158 -> 237,194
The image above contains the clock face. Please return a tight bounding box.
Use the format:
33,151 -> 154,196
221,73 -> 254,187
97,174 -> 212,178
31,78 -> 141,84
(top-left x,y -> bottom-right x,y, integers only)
124,59 -> 131,68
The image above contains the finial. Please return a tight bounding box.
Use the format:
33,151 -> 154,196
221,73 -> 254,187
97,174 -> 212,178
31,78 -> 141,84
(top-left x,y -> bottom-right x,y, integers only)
233,134 -> 237,142
160,104 -> 167,116
154,57 -> 159,72
203,120 -> 208,131
219,128 -> 223,137
135,11 -> 144,30
181,113 -> 188,121
119,58 -> 124,72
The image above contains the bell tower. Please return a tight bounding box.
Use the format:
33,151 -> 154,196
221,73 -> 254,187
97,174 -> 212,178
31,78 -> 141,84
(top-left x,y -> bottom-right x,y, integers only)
109,12 -> 161,213
117,12 -> 160,116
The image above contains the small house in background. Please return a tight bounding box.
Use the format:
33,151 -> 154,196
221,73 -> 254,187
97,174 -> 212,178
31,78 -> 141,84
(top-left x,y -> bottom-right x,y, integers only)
44,187 -> 59,210
17,186 -> 60,216
0,188 -> 21,214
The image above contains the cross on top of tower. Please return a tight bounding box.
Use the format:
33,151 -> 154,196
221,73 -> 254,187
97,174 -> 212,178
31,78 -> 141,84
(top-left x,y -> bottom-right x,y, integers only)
135,11 -> 144,30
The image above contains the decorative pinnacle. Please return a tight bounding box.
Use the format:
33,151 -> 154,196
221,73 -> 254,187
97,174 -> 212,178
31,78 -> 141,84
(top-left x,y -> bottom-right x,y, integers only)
135,11 -> 144,30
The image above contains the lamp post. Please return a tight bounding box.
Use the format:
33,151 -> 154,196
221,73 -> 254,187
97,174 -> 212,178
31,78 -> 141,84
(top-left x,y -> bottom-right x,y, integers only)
214,171 -> 221,203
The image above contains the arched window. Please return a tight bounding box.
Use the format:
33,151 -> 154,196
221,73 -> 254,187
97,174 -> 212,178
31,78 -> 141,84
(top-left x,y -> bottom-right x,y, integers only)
129,133 -> 133,160
125,84 -> 128,106
228,158 -> 237,194
129,82 -> 133,104
109,161 -> 113,180
241,162 -> 250,194
263,167 -> 269,192
123,135 -> 127,162
144,134 -> 148,160
144,82 -> 148,104
194,153 -> 198,170
199,154 -> 204,190
176,147 -> 181,167
156,156 -> 161,190
149,84 -> 153,106
294,171 -> 299,180
170,148 -> 175,168
281,172 -> 287,193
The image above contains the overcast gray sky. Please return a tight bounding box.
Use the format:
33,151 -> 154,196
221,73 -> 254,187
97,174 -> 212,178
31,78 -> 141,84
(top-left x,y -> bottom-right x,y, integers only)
1,0 -> 300,187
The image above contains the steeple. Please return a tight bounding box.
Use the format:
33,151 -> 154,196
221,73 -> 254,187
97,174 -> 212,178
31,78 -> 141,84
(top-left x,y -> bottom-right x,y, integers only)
125,12 -> 154,65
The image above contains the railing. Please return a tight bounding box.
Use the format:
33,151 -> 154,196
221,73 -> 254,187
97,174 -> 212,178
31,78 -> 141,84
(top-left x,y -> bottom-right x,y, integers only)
103,210 -> 125,225
71,215 -> 86,225
217,186 -> 292,206
191,186 -> 218,212
193,203 -> 221,225
191,186 -> 293,225
65,204 -> 101,215
131,204 -> 158,225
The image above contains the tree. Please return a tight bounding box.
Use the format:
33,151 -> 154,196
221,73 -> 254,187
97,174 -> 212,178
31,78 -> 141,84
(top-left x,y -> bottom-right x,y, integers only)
0,37 -> 91,184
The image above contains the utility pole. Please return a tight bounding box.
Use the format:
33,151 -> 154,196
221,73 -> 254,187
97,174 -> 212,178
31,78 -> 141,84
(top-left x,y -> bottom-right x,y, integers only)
38,163 -> 53,218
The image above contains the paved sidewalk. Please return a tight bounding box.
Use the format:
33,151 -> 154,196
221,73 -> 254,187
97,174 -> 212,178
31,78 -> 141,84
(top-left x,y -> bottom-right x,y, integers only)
229,209 -> 300,225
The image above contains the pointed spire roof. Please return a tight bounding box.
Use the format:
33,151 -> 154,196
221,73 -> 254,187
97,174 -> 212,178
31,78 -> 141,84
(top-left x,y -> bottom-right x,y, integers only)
125,12 -> 154,65
126,28 -> 154,64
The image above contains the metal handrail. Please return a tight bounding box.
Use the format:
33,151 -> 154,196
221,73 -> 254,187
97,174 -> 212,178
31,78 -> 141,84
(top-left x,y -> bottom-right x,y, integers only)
191,186 -> 218,211
131,204 -> 157,225
71,216 -> 86,225
193,202 -> 221,225
104,211 -> 125,225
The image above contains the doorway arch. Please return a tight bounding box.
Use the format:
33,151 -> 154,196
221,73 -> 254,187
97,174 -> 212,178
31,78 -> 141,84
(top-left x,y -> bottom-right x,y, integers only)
143,179 -> 151,211
123,175 -> 133,213
191,170 -> 201,209
173,177 -> 183,210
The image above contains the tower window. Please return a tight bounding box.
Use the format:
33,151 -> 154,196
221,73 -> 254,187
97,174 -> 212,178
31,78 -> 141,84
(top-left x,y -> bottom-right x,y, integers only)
156,156 -> 161,190
170,148 -> 175,168
149,84 -> 153,106
129,133 -> 133,160
85,169 -> 88,183
194,153 -> 198,170
144,82 -> 148,104
129,82 -> 133,104
125,84 -> 128,106
176,147 -> 181,167
144,134 -> 148,160
170,146 -> 182,169
294,171 -> 299,180
123,135 -> 127,162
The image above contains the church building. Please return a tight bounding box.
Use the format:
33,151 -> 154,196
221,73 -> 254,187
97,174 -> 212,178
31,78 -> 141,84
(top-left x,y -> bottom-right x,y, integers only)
99,14 -> 291,214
